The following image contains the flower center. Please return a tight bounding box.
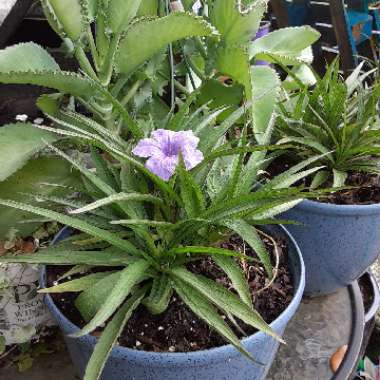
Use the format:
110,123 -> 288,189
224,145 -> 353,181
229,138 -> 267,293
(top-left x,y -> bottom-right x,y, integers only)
163,140 -> 180,157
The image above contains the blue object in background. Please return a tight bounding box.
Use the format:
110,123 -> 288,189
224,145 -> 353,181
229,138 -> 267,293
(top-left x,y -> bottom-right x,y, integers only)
41,225 -> 305,380
282,200 -> 380,296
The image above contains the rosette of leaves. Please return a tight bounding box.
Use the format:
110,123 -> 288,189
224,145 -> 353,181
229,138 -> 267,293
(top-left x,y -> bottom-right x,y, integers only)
276,60 -> 380,188
0,96 -> 322,379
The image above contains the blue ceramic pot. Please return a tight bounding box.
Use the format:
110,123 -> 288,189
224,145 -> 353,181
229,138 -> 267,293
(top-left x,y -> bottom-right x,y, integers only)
282,200 -> 380,296
40,225 -> 305,380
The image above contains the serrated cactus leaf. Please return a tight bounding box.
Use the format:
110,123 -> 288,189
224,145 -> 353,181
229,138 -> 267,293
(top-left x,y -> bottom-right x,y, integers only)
116,13 -> 215,75
249,26 -> 320,64
211,0 -> 267,45
251,66 -> 280,144
215,46 -> 251,95
0,123 -> 57,181
107,0 -> 142,33
0,71 -> 95,97
48,0 -> 87,40
0,43 -> 59,72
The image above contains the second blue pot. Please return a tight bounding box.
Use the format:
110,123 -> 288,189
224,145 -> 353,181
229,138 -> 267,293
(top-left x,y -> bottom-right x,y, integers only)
282,199 -> 380,296
41,225 -> 305,380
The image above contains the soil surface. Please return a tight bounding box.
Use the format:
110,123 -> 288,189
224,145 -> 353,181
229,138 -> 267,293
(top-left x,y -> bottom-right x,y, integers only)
267,155 -> 380,205
47,232 -> 293,353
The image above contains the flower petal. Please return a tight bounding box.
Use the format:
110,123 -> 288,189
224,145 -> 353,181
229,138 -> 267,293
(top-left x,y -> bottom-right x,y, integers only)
145,155 -> 178,181
182,147 -> 204,170
132,138 -> 161,158
174,131 -> 200,150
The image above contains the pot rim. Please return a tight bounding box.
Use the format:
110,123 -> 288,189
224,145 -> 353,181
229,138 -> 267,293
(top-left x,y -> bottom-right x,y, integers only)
41,224 -> 305,365
296,198 -> 380,216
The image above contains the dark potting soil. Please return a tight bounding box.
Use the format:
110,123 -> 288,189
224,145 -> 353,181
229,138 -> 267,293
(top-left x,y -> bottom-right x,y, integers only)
267,156 -> 380,205
47,232 -> 293,353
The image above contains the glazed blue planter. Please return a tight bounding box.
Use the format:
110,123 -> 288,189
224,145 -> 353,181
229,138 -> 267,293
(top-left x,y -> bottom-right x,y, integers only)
41,225 -> 305,380
282,200 -> 380,296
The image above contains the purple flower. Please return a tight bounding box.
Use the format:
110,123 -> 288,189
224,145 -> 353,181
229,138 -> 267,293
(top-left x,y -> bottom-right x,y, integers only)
132,129 -> 204,181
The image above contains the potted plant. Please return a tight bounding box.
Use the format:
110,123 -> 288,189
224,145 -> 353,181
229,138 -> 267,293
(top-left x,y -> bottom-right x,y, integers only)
275,60 -> 380,296
0,1 -> 323,379
0,105 -> 312,380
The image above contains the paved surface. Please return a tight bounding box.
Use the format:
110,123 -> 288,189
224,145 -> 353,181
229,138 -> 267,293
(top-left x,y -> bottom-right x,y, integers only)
0,287 -> 354,380
0,351 -> 77,380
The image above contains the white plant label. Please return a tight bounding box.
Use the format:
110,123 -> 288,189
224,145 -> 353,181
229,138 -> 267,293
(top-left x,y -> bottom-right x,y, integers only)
0,264 -> 55,345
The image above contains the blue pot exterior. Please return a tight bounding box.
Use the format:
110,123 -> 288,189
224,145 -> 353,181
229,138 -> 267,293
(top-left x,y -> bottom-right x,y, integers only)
282,200 -> 380,296
41,225 -> 305,380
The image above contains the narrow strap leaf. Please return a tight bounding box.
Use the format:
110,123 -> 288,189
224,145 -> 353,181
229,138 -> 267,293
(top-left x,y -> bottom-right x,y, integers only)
223,220 -> 273,278
213,255 -> 252,308
0,199 -> 142,256
111,219 -> 174,228
71,260 -> 150,337
143,275 -> 173,315
39,272 -> 112,293
171,276 -> 255,362
83,286 -> 147,380
177,155 -> 205,218
0,250 -> 134,266
70,192 -> 164,214
170,267 -> 282,342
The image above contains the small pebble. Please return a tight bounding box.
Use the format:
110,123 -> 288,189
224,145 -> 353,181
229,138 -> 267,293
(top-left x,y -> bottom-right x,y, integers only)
168,346 -> 176,352
140,332 -> 144,336
144,324 -> 148,328
158,326 -> 164,331
136,340 -> 142,347
53,281 -> 58,286
33,117 -> 44,125
15,114 -> 28,122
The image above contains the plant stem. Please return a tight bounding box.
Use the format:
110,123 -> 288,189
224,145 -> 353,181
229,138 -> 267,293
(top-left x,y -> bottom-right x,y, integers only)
75,47 -> 98,81
87,26 -> 100,72
121,79 -> 143,106
100,34 -> 121,87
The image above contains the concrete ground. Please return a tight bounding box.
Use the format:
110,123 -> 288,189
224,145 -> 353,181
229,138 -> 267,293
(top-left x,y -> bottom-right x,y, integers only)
0,350 -> 77,380
0,0 -> 16,23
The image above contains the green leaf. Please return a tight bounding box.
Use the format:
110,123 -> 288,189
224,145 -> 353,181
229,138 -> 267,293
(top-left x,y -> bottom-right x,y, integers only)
111,219 -> 174,227
171,276 -> 254,360
0,123 -> 56,181
0,157 -> 79,239
211,0 -> 266,45
177,156 -> 205,218
39,272 -> 112,293
168,245 -> 254,261
48,0 -> 87,41
116,13 -> 215,75
72,260 -> 150,337
75,272 -> 122,322
249,26 -> 320,63
137,0 -> 158,16
0,250 -> 133,266
310,170 -> 329,189
0,71 -> 95,97
70,192 -> 164,214
0,336 -> 5,355
0,43 -> 59,72
223,220 -> 272,277
83,287 -> 147,380
332,169 -> 348,187
216,46 -> 251,96
0,199 -> 142,255
171,267 -> 281,341
213,255 -> 252,308
251,66 -> 280,144
107,0 -> 142,33
143,275 -> 172,315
